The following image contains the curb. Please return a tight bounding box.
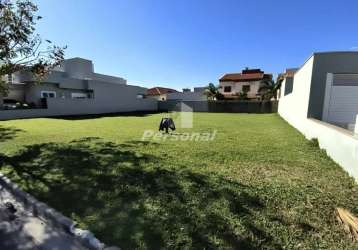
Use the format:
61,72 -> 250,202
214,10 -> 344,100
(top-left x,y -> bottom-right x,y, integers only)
0,173 -> 118,250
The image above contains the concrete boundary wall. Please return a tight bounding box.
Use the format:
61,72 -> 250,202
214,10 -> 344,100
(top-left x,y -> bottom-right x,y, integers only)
0,98 -> 158,120
278,54 -> 357,180
279,109 -> 358,180
159,100 -> 278,113
297,118 -> 356,180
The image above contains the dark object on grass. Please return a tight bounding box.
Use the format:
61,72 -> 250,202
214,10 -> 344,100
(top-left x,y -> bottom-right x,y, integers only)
5,202 -> 17,214
0,202 -> 18,222
159,118 -> 176,133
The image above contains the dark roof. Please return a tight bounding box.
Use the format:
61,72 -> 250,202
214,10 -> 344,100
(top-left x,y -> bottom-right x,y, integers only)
220,68 -> 272,82
285,68 -> 298,77
277,68 -> 298,81
242,69 -> 263,74
146,87 -> 178,96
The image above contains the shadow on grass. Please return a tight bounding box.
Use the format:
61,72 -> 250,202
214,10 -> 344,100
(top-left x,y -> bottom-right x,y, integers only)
0,126 -> 24,143
0,137 -> 280,249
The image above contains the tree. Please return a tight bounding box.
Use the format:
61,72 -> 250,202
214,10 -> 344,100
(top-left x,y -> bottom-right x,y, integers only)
204,83 -> 217,100
258,79 -> 281,101
204,83 -> 225,100
0,0 -> 66,95
235,91 -> 248,100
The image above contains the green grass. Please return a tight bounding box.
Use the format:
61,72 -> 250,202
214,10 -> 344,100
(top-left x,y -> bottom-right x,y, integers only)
0,113 -> 357,249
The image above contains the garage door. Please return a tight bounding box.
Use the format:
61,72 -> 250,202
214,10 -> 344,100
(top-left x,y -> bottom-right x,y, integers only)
322,74 -> 358,127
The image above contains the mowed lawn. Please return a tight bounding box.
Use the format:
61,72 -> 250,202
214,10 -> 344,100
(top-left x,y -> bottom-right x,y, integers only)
0,113 -> 357,249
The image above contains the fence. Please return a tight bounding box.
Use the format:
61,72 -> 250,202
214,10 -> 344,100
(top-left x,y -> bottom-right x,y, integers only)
0,98 -> 158,121
0,99 -> 278,121
158,100 -> 278,113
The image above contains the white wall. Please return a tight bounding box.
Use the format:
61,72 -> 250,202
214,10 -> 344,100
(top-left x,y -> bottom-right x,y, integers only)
0,81 -> 158,119
278,56 -> 314,132
62,58 -> 126,84
47,97 -> 157,114
63,58 -> 94,80
0,98 -> 157,120
301,119 -> 358,180
278,55 -> 358,180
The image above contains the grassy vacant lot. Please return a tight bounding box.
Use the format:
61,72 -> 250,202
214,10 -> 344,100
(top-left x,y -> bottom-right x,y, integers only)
0,113 -> 357,249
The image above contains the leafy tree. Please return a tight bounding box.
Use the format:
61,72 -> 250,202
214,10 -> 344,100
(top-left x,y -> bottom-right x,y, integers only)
0,0 -> 66,95
204,83 -> 217,100
204,83 -> 225,100
235,91 -> 248,100
258,79 -> 281,100
215,91 -> 225,100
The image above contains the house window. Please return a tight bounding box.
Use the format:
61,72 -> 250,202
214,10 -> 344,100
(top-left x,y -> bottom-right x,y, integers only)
224,86 -> 232,92
242,85 -> 251,93
284,78 -> 294,96
41,91 -> 56,98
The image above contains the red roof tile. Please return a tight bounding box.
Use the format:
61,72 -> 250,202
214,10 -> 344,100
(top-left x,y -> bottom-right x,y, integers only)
220,68 -> 272,82
219,68 -> 272,82
146,87 -> 178,96
220,73 -> 264,82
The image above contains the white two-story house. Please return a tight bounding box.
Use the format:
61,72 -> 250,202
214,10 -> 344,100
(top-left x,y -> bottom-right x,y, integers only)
219,68 -> 273,99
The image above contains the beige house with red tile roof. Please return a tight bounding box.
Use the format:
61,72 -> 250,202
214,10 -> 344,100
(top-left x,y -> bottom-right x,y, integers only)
146,87 -> 178,100
219,68 -> 272,99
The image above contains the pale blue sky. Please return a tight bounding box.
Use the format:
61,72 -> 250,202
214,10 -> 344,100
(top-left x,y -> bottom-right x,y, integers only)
35,0 -> 358,90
